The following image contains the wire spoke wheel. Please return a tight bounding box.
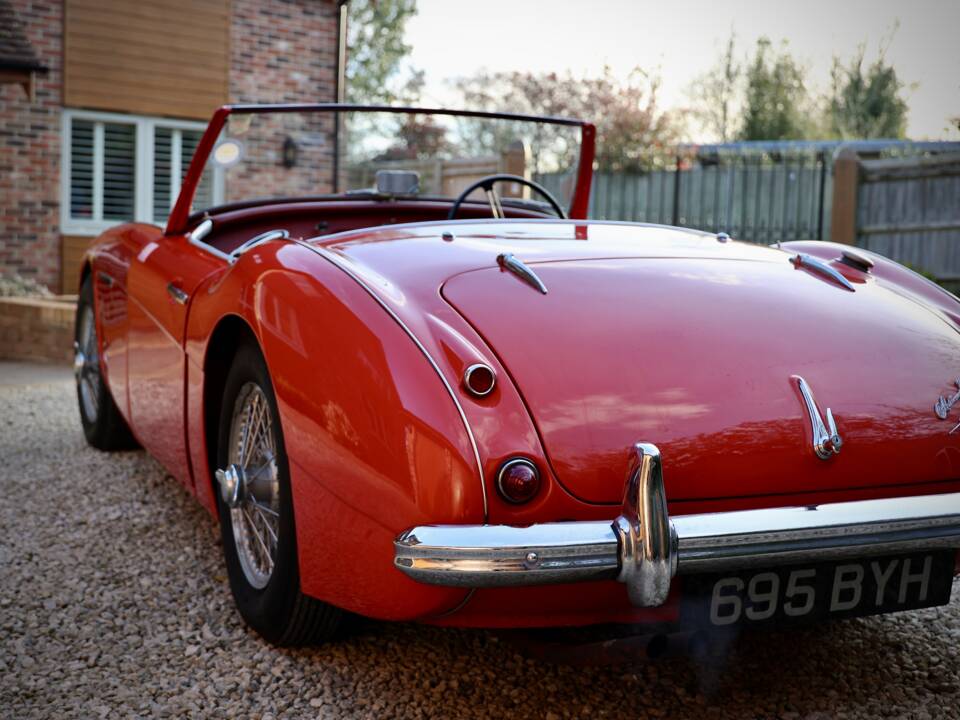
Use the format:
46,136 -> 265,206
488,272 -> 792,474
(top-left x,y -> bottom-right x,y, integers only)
227,382 -> 281,589
75,305 -> 101,422
74,274 -> 137,451
216,342 -> 343,645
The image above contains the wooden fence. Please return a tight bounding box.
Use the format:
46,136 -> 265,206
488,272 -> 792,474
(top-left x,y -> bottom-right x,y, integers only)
539,150 -> 832,245
352,141 -> 960,280
850,152 -> 960,280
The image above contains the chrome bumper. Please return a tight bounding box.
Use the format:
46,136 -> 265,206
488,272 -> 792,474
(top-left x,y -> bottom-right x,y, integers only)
394,444 -> 960,607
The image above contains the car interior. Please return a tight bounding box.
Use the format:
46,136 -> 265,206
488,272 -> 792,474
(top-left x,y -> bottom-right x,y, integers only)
184,169 -> 563,260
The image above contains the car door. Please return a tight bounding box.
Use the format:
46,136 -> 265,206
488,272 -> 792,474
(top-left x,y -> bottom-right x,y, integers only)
126,233 -> 224,488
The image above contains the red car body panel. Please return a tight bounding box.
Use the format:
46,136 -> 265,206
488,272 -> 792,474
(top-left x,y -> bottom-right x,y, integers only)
78,106 -> 960,628
443,245 -> 960,504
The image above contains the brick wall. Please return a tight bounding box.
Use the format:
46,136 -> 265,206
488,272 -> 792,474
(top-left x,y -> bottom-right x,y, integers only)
0,0 -> 341,292
226,0 -> 339,202
0,0 -> 62,292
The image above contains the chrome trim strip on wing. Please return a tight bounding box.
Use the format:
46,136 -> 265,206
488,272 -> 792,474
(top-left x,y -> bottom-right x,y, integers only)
394,442 -> 960,606
297,241 -> 489,519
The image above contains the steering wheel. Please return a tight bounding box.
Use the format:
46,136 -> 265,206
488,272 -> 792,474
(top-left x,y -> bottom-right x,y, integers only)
447,173 -> 568,220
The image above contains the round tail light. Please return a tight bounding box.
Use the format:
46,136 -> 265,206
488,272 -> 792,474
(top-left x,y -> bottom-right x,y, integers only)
496,458 -> 541,504
463,363 -> 496,397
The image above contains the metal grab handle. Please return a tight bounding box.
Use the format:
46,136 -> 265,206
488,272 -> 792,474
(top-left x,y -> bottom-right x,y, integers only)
791,253 -> 855,292
166,282 -> 188,305
231,228 -> 290,258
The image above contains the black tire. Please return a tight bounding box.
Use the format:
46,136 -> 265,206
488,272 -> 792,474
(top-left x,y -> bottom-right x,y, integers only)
75,274 -> 138,451
216,342 -> 343,646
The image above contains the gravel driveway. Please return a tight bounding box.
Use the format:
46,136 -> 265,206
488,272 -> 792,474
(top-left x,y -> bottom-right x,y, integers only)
2,373 -> 959,719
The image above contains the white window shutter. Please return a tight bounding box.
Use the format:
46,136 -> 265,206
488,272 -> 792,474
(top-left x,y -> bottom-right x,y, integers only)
63,110 -> 219,235
101,123 -> 136,221
153,127 -> 173,224
69,120 -> 94,219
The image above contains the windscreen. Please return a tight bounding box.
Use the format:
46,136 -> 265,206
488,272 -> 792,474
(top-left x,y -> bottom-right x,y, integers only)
191,109 -> 584,217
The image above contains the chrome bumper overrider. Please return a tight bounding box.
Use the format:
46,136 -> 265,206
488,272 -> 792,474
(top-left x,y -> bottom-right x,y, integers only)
394,444 -> 960,607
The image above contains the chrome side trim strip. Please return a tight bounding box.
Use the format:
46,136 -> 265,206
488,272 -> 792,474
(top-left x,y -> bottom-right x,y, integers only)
297,241 -> 489,519
791,252 -> 855,291
497,253 -> 548,294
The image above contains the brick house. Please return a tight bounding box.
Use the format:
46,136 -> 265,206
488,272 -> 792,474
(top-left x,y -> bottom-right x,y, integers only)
0,0 -> 346,293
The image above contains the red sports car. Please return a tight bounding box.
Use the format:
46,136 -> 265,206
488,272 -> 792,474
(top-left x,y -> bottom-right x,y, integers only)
75,105 -> 960,647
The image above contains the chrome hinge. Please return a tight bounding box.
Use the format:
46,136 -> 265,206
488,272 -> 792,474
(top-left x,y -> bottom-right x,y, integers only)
497,253 -> 548,295
791,253 -> 855,292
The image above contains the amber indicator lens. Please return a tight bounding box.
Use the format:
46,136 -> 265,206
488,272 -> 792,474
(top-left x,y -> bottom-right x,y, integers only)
497,459 -> 541,504
463,363 -> 496,397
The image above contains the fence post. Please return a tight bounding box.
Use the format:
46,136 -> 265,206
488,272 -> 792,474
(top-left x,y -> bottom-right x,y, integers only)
671,153 -> 681,226
500,140 -> 531,199
830,149 -> 860,245
816,152 -> 827,240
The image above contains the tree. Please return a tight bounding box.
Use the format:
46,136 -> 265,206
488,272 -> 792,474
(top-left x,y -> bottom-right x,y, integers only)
452,67 -> 680,171
375,114 -> 452,160
686,34 -> 741,142
826,46 -> 908,139
739,38 -> 812,141
345,0 -> 419,105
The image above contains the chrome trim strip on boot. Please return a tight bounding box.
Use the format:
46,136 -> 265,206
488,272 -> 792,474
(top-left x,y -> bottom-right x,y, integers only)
394,444 -> 960,607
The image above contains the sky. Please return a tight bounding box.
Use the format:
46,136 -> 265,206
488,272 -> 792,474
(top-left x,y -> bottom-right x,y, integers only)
404,0 -> 960,140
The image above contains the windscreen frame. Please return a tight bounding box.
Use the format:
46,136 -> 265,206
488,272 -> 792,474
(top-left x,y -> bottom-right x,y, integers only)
164,103 -> 596,235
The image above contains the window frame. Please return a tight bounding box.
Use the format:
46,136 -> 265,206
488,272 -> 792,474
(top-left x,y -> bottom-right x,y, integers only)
61,108 -> 223,236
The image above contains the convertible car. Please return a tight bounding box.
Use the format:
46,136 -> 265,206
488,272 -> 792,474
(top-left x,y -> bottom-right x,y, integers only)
75,105 -> 960,647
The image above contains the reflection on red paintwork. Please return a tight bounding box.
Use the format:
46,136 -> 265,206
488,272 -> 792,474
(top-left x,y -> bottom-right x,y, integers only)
80,214 -> 960,626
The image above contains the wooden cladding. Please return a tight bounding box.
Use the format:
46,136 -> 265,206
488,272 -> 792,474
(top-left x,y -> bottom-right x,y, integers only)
64,0 -> 229,120
61,235 -> 92,294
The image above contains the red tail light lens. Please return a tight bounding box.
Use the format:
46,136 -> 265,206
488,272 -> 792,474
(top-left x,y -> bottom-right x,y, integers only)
496,458 -> 541,504
463,363 -> 496,397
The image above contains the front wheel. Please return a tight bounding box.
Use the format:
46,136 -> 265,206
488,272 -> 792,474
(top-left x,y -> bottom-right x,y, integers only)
75,274 -> 137,451
215,342 -> 343,645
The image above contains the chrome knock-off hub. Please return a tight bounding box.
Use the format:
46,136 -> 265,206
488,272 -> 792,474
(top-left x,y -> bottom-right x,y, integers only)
216,464 -> 245,508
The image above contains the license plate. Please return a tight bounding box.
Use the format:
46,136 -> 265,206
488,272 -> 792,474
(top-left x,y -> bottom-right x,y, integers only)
681,551 -> 955,628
